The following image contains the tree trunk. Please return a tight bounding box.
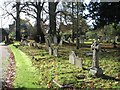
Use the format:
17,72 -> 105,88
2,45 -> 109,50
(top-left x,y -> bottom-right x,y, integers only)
16,2 -> 21,41
36,3 -> 45,43
49,2 -> 57,44
76,2 -> 80,49
72,2 -> 75,43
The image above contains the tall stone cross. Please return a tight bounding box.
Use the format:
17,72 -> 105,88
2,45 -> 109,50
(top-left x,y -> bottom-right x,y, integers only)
90,40 -> 103,76
91,40 -> 100,68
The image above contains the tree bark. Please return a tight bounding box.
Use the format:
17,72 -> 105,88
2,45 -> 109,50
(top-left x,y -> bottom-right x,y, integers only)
16,2 -> 21,41
36,2 -> 45,43
49,2 -> 58,44
76,2 -> 80,49
71,2 -> 75,43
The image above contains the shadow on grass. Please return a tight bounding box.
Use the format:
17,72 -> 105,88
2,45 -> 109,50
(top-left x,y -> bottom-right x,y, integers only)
101,74 -> 120,81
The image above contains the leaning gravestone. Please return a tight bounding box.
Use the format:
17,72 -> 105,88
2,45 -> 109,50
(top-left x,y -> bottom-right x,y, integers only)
69,51 -> 76,64
89,40 -> 103,76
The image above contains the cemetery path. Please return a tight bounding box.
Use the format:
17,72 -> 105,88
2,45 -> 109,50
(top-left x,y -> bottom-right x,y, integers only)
0,43 -> 14,89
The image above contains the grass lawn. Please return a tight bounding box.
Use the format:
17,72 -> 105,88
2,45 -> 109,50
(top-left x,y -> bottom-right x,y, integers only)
9,45 -> 41,88
16,42 -> 120,89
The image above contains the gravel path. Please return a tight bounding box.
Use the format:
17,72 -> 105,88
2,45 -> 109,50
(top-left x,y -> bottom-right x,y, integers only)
0,43 -> 11,89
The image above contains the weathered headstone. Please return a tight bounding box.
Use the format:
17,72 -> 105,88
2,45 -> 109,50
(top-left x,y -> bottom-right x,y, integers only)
49,46 -> 52,55
53,35 -> 58,45
24,40 -> 28,46
89,40 -> 103,76
28,42 -> 31,47
69,51 -> 76,64
39,35 -> 41,43
75,56 -> 82,68
69,51 -> 82,68
68,37 -> 71,44
53,47 -> 58,57
45,35 -> 51,49
80,35 -> 84,44
115,36 -> 118,42
60,35 -> 65,45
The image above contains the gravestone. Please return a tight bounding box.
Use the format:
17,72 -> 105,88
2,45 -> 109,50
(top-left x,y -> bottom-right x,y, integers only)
69,51 -> 82,68
89,40 -> 103,76
69,51 -> 76,64
28,42 -> 31,47
53,47 -> 58,57
75,56 -> 82,68
24,40 -> 28,46
68,37 -> 71,44
39,35 -> 41,43
45,35 -> 51,48
80,35 -> 84,44
115,36 -> 118,42
60,35 -> 65,45
33,42 -> 37,47
53,35 -> 58,45
49,46 -> 52,55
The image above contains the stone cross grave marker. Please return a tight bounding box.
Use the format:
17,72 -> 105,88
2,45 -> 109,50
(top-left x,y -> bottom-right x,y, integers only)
89,40 -> 103,76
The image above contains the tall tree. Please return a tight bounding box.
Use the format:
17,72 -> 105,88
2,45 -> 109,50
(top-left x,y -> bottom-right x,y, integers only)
86,2 -> 120,29
16,2 -> 21,41
2,1 -> 26,41
62,2 -> 86,49
22,2 -> 45,43
48,1 -> 59,44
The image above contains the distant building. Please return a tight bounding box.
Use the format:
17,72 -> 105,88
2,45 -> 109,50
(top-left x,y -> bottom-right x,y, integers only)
0,28 -> 9,42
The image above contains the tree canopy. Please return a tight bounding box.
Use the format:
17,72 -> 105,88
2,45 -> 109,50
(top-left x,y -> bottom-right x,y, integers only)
86,2 -> 120,29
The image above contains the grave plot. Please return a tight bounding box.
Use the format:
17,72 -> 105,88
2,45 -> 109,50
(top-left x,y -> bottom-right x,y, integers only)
16,42 -> 120,89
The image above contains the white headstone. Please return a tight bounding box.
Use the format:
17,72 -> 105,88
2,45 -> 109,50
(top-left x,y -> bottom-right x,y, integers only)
49,47 -> 52,55
54,35 -> 58,45
75,56 -> 82,68
53,47 -> 58,57
69,51 -> 76,64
